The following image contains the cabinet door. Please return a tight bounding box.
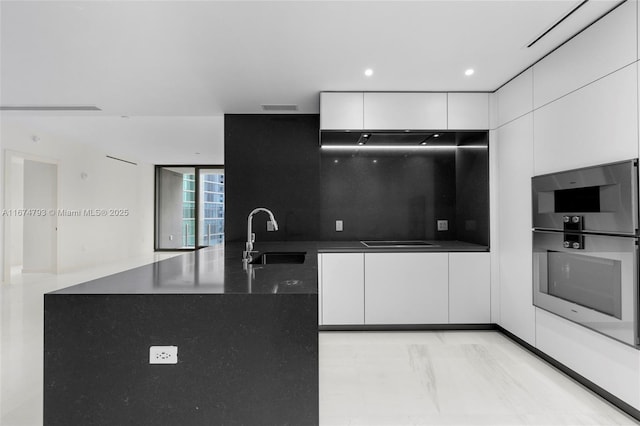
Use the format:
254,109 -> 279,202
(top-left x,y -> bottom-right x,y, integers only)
364,252 -> 448,324
497,69 -> 533,127
533,0 -> 636,109
496,114 -> 536,345
319,253 -> 364,325
363,92 -> 447,130
447,93 -> 489,130
448,252 -> 490,323
320,92 -> 364,130
533,64 -> 638,175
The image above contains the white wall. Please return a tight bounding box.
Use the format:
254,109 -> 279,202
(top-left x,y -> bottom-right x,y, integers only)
1,121 -> 154,274
9,158 -> 23,267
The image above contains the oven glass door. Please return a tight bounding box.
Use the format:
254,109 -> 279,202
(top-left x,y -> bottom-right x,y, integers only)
533,230 -> 638,347
546,251 -> 622,318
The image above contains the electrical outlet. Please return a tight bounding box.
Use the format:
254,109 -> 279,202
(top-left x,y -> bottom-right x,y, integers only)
267,220 -> 275,232
336,220 -> 343,232
149,346 -> 178,364
437,220 -> 448,231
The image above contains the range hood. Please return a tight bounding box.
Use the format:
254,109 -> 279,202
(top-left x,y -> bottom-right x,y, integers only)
320,130 -> 487,149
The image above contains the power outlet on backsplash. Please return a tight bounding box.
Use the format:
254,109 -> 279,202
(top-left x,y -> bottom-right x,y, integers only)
267,221 -> 276,232
437,220 -> 448,231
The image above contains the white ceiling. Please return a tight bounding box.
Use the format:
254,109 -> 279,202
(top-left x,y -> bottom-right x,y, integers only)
0,0 -> 624,164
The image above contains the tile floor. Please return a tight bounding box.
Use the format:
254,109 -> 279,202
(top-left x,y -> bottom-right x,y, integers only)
320,331 -> 639,425
1,256 -> 639,426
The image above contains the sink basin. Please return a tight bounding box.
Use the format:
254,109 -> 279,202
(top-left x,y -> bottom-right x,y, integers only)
250,251 -> 306,265
360,240 -> 436,248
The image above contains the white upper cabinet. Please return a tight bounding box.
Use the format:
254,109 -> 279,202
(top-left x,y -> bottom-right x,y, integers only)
496,69 -> 533,128
533,63 -> 639,175
320,92 -> 364,130
448,252 -> 491,324
363,92 -> 447,130
447,93 -> 490,130
533,0 -> 637,109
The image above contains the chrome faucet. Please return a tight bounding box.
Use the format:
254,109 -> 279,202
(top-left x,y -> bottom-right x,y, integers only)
243,207 -> 279,261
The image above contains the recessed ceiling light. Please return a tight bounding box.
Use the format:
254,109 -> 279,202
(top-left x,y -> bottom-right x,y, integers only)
434,134 -> 440,138
364,68 -> 374,77
465,69 -> 475,76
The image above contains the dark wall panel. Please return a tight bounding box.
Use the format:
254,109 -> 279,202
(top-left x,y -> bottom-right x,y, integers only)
319,150 -> 456,241
225,114 -> 489,245
455,137 -> 490,246
225,115 -> 321,242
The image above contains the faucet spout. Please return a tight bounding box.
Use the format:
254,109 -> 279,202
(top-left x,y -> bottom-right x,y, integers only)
244,207 -> 278,261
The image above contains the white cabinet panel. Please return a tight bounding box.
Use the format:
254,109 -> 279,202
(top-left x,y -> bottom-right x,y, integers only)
363,92 -> 447,130
497,69 -> 533,128
533,0 -> 637,109
449,253 -> 491,323
319,253 -> 365,325
320,92 -> 364,130
447,93 -> 489,130
496,114 -> 536,346
489,93 -> 499,130
536,308 -> 640,410
533,64 -> 638,175
489,129 -> 500,324
364,252 -> 448,324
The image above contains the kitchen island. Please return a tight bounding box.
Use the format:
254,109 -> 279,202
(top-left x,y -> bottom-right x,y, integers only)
44,242 -> 318,426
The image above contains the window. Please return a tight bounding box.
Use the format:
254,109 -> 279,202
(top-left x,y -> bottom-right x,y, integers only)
155,166 -> 224,250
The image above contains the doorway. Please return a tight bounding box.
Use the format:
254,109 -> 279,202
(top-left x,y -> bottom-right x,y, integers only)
3,151 -> 58,283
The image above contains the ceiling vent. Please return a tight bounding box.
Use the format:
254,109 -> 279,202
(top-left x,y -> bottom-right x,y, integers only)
106,155 -> 137,166
261,104 -> 298,112
0,105 -> 102,111
526,0 -> 589,48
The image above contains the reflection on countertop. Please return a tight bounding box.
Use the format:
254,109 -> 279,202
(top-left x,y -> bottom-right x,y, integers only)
50,241 -> 319,295
318,240 -> 489,253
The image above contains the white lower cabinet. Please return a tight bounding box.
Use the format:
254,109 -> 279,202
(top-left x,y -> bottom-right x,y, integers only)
449,253 -> 491,323
319,253 -> 364,325
319,251 -> 491,326
364,252 -> 449,324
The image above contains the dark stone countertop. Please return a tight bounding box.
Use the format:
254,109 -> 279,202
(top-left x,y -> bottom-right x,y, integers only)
50,241 -> 319,295
48,240 -> 488,296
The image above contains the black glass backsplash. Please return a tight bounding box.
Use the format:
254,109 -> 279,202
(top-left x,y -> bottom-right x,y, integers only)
320,150 -> 456,241
225,114 -> 489,246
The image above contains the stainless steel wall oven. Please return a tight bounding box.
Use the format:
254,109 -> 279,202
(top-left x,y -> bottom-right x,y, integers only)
532,159 -> 639,347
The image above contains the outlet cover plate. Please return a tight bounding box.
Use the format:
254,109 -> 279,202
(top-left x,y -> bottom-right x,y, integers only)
149,345 -> 178,364
437,220 -> 448,231
336,220 -> 343,232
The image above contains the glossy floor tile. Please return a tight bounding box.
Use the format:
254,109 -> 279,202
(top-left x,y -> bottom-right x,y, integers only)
319,331 -> 640,425
2,257 -> 640,426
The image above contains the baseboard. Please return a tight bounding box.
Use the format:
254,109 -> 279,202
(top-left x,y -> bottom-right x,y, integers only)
496,325 -> 640,423
319,324 -> 496,331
